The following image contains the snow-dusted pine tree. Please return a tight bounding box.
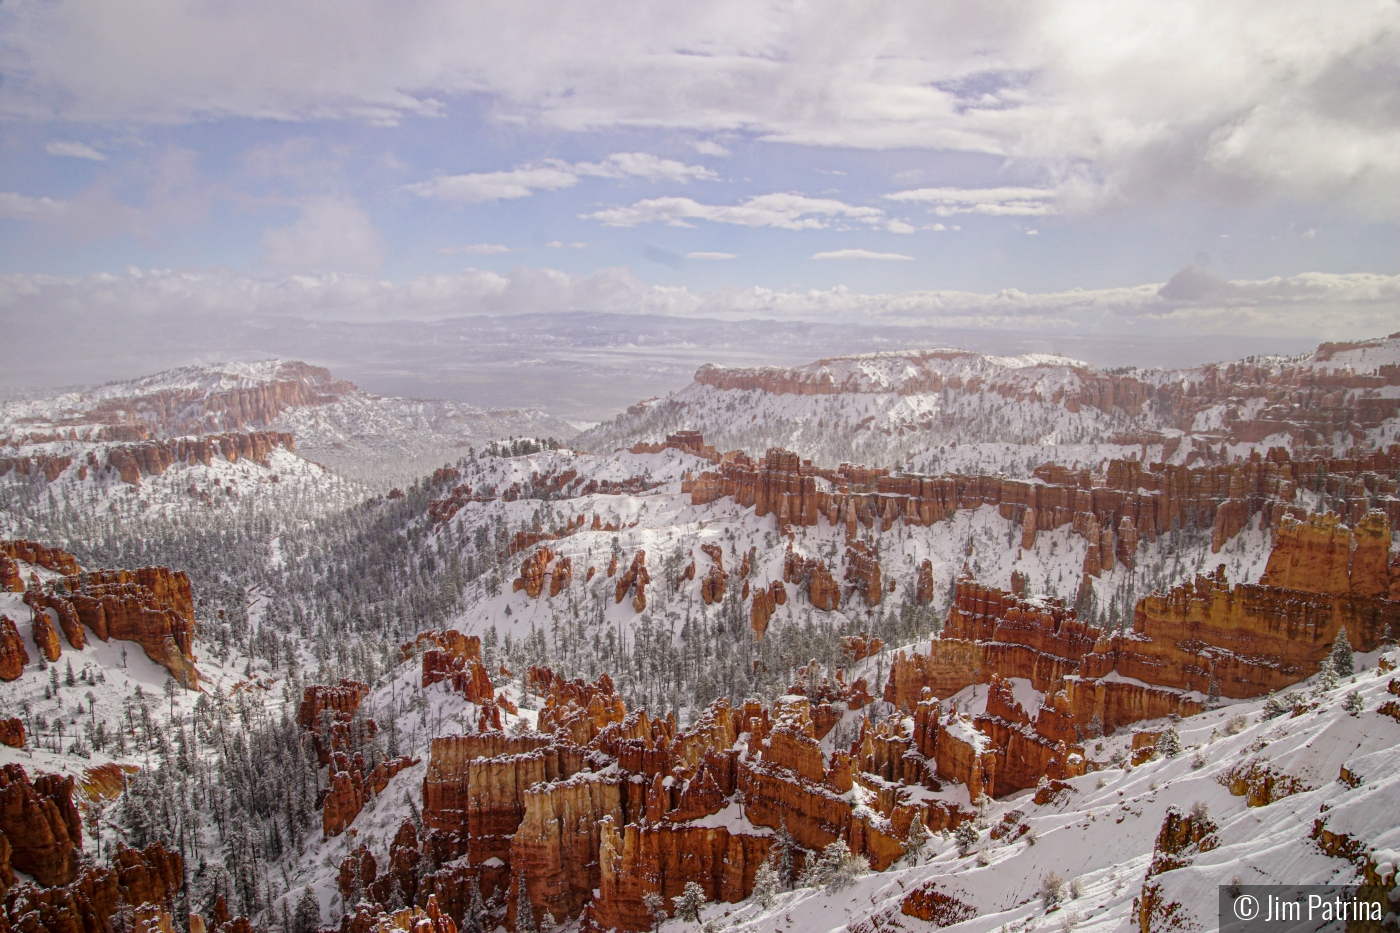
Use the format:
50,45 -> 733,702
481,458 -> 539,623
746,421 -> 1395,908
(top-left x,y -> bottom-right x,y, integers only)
516,875 -> 538,933
1331,627 -> 1354,677
752,860 -> 781,909
672,882 -> 707,923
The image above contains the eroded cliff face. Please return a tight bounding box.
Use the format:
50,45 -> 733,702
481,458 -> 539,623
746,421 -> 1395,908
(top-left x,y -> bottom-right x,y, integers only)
0,764 -> 82,887
26,566 -> 201,688
0,432 -> 297,487
689,442 -> 1400,568
885,510 -> 1399,786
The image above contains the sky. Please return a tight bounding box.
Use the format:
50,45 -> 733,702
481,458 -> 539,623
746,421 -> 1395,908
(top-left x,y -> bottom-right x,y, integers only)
3,0 -> 1400,393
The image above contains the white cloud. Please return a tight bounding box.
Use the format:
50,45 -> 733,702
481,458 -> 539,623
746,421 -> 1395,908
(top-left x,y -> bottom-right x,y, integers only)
689,140 -> 731,157
408,152 -> 715,204
885,186 -> 1059,217
813,249 -> 914,261
687,251 -> 736,260
8,2 -> 1397,215
440,243 -> 516,254
0,191 -> 69,221
0,187 -> 144,238
587,193 -> 888,230
406,166 -> 579,203
1026,229 -> 1039,235
546,240 -> 588,249
571,153 -> 717,182
262,197 -> 383,274
45,140 -> 105,161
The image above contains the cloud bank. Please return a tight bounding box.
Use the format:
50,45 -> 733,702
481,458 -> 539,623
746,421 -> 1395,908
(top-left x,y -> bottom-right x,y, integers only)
4,264 -> 1398,341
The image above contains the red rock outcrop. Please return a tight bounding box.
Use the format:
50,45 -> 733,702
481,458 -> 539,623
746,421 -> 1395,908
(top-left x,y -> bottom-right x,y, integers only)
0,541 -> 81,576
749,581 -> 782,638
844,540 -> 882,605
31,566 -> 200,687
886,512 -> 1398,765
0,765 -> 81,886
915,558 -> 935,605
614,551 -> 650,613
689,444 -> 1400,571
298,679 -> 370,729
783,548 -> 840,611
0,617 -> 28,682
0,719 -> 23,749
417,633 -> 495,704
29,610 -> 61,663
321,752 -> 420,837
103,432 -> 296,486
513,547 -> 553,598
0,842 -> 182,933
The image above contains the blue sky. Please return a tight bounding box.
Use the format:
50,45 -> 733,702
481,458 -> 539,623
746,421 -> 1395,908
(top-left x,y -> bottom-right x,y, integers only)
2,0 -> 1399,344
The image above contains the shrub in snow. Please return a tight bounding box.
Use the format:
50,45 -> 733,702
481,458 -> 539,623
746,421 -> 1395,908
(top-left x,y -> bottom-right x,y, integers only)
673,882 -> 707,923
1190,749 -> 1207,770
1261,691 -> 1289,720
1069,878 -> 1085,899
1332,627 -> 1355,678
1344,690 -> 1364,716
1224,713 -> 1249,735
801,839 -> 868,891
955,822 -> 979,857
1040,871 -> 1066,910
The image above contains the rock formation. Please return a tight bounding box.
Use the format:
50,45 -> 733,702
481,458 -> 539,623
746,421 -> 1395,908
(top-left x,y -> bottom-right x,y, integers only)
0,617 -> 28,682
337,664 -> 979,933
29,610 -> 60,663
19,565 -> 201,687
0,541 -> 81,576
0,719 -> 23,749
614,551 -> 650,613
0,842 -> 182,933
886,511 -> 1398,769
688,441 -> 1400,573
0,765 -> 81,887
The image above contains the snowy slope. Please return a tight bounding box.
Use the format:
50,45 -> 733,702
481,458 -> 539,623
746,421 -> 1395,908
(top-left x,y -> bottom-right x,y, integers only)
578,336 -> 1400,474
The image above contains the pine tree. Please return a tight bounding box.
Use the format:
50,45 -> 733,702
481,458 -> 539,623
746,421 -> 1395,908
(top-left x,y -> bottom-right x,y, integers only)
954,822 -> 978,857
1344,690 -> 1364,716
1331,627 -> 1354,678
642,891 -> 667,931
1156,727 -> 1182,758
673,882 -> 707,923
772,818 -> 798,890
1314,657 -> 1339,695
752,859 -> 781,909
516,874 -> 538,933
292,887 -> 321,933
903,812 -> 931,865
461,877 -> 485,933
